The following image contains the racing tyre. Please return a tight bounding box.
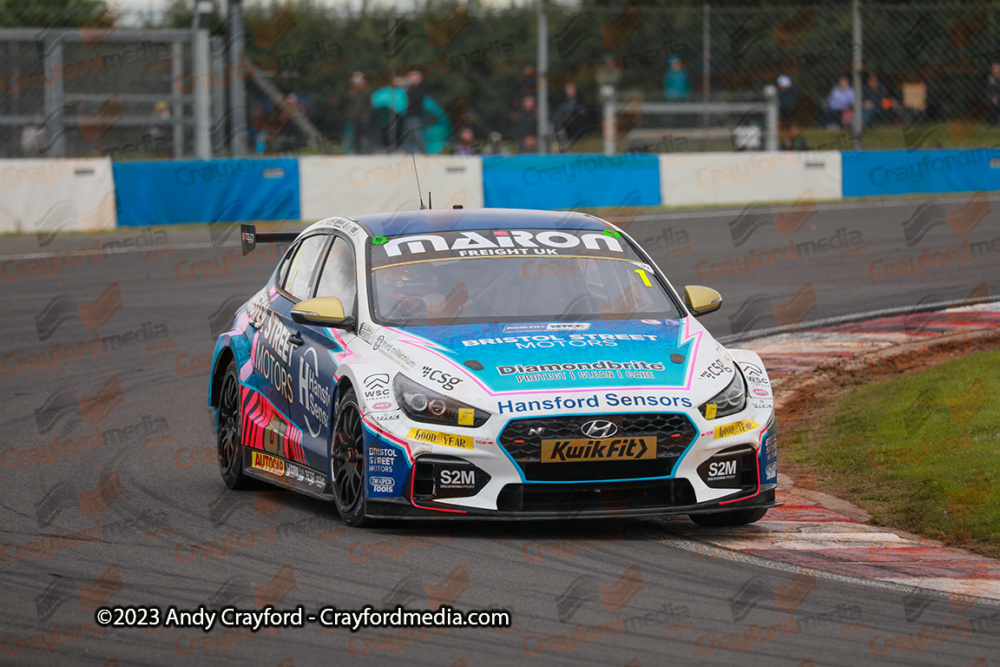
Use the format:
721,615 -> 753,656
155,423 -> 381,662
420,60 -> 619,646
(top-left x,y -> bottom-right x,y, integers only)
218,360 -> 253,490
331,388 -> 368,527
688,507 -> 768,528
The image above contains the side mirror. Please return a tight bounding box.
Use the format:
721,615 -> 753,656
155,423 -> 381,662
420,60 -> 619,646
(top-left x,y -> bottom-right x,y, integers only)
683,285 -> 723,317
291,297 -> 352,328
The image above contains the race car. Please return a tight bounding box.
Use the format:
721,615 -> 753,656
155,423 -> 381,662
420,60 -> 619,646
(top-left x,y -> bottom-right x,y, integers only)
208,208 -> 778,526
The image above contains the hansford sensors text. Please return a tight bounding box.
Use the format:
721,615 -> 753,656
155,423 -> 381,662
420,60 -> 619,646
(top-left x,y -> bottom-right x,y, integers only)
94,605 -> 511,632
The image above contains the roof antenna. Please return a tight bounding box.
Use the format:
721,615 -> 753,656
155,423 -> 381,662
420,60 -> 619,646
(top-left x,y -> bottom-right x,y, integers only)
428,192 -> 432,208
411,152 -> 426,210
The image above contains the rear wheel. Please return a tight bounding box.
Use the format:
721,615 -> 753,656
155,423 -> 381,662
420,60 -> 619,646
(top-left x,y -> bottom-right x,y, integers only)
217,361 -> 252,490
689,507 -> 768,528
331,389 -> 368,526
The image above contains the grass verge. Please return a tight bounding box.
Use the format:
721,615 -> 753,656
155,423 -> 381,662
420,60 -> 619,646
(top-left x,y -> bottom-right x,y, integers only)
785,348 -> 1000,558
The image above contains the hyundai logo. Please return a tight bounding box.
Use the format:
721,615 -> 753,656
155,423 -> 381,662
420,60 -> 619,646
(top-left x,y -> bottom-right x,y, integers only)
580,419 -> 618,438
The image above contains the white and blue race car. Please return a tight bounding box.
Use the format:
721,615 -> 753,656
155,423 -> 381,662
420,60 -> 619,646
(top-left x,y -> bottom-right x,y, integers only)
209,208 -> 778,526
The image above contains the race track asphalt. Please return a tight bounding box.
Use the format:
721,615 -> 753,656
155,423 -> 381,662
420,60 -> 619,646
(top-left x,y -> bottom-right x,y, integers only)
1,197 -> 998,665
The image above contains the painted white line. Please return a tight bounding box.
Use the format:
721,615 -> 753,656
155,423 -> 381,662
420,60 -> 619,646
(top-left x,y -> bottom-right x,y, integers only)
0,241 -> 226,262
661,536 -> 1000,608
875,578 -> 1000,603
706,532 -> 916,552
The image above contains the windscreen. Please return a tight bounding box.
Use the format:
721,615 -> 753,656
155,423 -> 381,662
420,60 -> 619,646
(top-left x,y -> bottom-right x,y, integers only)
368,229 -> 683,326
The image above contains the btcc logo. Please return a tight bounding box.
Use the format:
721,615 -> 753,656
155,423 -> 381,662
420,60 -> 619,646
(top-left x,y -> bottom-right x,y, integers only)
541,437 -> 655,463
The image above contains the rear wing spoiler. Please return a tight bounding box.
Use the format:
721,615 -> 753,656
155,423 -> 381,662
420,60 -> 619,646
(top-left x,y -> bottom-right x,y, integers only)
241,224 -> 300,256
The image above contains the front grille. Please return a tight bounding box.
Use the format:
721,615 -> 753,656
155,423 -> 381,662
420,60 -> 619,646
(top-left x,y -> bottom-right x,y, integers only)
496,479 -> 697,513
498,413 -> 697,481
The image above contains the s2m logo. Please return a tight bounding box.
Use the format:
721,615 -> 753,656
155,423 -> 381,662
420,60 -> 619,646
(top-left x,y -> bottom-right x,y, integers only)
708,460 -> 736,479
440,470 -> 474,486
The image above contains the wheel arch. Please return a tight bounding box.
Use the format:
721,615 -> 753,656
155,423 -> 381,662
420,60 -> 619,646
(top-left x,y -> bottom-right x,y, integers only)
209,347 -> 236,407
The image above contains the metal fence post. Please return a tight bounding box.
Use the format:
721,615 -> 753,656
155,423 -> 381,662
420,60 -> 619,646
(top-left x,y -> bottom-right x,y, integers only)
852,0 -> 863,148
764,84 -> 778,151
702,3 -> 710,134
171,42 -> 184,158
211,36 -> 225,155
228,0 -> 248,157
42,36 -> 65,157
537,0 -> 548,154
601,85 -> 615,156
193,1 -> 212,159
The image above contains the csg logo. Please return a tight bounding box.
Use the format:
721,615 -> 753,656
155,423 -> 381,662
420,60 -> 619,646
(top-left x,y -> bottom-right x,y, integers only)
420,366 -> 462,391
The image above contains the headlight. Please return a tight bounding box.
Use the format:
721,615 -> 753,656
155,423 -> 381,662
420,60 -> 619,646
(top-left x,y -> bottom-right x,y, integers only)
393,375 -> 490,428
699,368 -> 747,419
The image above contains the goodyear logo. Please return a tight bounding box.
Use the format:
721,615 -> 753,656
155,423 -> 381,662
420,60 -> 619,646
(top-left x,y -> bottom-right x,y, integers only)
407,428 -> 473,450
714,418 -> 760,439
541,437 -> 656,463
252,451 -> 286,476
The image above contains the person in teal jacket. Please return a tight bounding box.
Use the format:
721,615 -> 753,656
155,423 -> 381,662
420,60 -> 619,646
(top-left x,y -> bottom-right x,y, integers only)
664,54 -> 692,101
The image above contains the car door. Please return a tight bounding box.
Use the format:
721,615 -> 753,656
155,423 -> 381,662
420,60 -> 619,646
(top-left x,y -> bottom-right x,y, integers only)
248,232 -> 331,472
286,235 -> 360,473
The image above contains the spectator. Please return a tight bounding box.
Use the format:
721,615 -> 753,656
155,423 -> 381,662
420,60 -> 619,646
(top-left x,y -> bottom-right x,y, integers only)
862,73 -> 896,126
596,53 -> 623,90
985,63 -> 1000,125
513,95 -> 537,153
452,126 -> 478,155
403,69 -> 427,154
486,131 -> 512,155
344,71 -> 374,154
824,76 -> 854,130
777,75 -> 798,129
514,63 -> 536,107
148,100 -> 171,151
553,82 -> 588,151
781,122 -> 809,151
663,54 -> 691,102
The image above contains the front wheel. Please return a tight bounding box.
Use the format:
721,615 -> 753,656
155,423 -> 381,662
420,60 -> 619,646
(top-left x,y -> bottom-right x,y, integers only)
218,360 -> 253,490
331,388 -> 368,526
689,507 -> 768,528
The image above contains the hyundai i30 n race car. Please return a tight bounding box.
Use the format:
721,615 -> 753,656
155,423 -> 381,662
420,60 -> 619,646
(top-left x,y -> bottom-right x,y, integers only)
208,208 -> 778,526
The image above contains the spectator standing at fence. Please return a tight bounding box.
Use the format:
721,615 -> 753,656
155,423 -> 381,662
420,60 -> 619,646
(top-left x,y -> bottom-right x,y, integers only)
663,54 -> 691,102
403,69 -> 428,154
553,83 -> 588,152
824,76 -> 854,130
985,63 -> 1000,125
148,101 -> 171,153
486,131 -> 512,155
777,75 -> 797,129
452,126 -> 478,155
862,73 -> 895,127
513,95 -> 537,153
781,122 -> 809,151
344,72 -> 374,154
